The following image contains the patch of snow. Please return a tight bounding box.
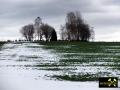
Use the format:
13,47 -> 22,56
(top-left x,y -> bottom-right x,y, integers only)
0,43 -> 120,90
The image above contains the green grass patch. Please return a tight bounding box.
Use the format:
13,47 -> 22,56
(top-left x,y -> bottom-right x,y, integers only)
38,41 -> 120,81
52,74 -> 98,81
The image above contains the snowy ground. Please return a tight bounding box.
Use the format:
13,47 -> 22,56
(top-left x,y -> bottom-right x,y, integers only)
0,43 -> 119,90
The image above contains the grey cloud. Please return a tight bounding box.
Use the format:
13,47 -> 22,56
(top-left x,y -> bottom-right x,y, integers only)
104,0 -> 120,5
0,0 -> 120,41
0,0 -> 103,28
84,13 -> 120,28
0,0 -> 103,19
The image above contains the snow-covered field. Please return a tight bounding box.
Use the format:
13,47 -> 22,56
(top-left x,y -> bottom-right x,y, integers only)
0,43 -> 119,90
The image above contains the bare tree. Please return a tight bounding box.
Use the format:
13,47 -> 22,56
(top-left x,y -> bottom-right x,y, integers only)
40,23 -> 57,42
20,24 -> 34,41
64,11 -> 93,41
60,25 -> 64,40
79,24 -> 91,41
90,27 -> 95,41
34,17 -> 42,41
66,12 -> 77,40
60,25 -> 68,40
20,26 -> 28,40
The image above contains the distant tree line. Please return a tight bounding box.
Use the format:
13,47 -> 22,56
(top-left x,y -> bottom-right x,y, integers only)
20,11 -> 94,42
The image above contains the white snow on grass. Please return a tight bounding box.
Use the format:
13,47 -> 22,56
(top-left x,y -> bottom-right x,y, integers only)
0,43 -> 120,90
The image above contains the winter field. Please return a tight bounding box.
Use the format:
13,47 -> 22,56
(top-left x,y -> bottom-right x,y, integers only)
0,41 -> 120,90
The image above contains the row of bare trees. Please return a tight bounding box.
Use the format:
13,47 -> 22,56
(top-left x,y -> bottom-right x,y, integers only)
20,11 -> 95,42
60,11 -> 95,41
20,17 -> 57,41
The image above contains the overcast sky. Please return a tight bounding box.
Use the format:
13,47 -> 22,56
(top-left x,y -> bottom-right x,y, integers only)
0,0 -> 120,41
